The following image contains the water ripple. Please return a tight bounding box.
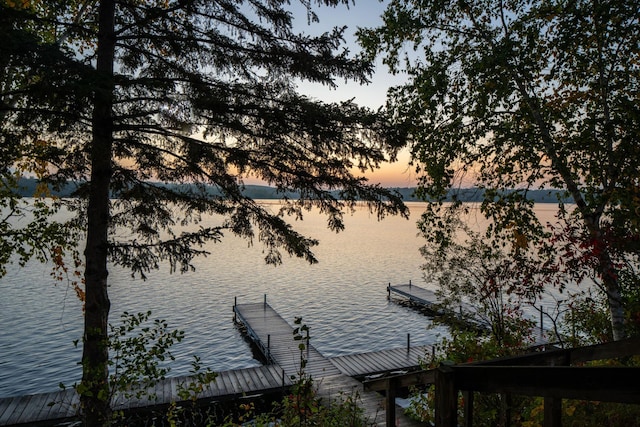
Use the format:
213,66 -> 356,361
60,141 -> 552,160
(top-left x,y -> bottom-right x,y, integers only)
1,202 -> 439,397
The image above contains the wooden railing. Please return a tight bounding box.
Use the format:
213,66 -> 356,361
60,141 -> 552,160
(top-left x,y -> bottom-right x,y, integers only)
364,338 -> 640,427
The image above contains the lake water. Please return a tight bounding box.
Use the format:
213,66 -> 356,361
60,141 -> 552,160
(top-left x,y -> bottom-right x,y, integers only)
0,201 -> 562,398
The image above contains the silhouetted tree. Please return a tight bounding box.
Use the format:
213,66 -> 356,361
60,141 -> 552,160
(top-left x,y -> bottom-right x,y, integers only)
1,1 -> 408,424
360,0 -> 640,341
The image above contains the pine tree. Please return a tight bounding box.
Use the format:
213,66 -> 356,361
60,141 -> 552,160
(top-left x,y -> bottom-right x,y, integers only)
1,1 -> 408,424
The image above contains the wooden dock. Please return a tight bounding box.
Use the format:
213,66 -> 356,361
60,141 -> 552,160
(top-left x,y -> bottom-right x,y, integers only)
0,365 -> 292,426
2,299 -> 431,427
389,282 -> 491,329
233,300 -> 427,427
388,282 -> 555,346
388,282 -> 442,313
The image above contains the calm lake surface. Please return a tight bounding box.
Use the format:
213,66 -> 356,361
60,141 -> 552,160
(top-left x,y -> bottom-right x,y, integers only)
0,201 -> 562,397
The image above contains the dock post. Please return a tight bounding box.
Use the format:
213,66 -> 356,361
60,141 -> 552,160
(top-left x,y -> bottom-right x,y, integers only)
407,333 -> 410,352
264,294 -> 267,308
385,377 -> 398,427
267,334 -> 271,362
409,279 -> 412,289
540,305 -> 544,333
233,296 -> 237,322
387,283 -> 390,300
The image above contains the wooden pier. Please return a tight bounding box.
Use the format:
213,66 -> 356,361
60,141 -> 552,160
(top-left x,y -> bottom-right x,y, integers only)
233,299 -> 427,427
0,364 -> 292,426
330,345 -> 430,378
388,281 -> 491,329
387,282 -> 442,313
388,282 -> 555,346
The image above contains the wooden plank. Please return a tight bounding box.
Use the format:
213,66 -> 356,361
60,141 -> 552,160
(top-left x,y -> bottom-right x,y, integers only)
200,374 -> 220,399
240,368 -> 260,392
170,376 -> 181,402
346,353 -> 376,375
220,371 -> 237,396
61,389 -> 80,417
253,366 -> 273,390
34,390 -> 59,422
241,367 -> 261,392
232,369 -> 251,394
4,395 -> 31,425
328,356 -> 357,377
366,350 -> 404,370
0,397 -> 21,426
39,390 -> 67,422
223,370 -> 240,395
266,365 -> 287,389
0,397 -> 13,423
229,369 -> 246,395
453,366 -> 640,403
21,392 -> 50,424
215,372 -> 230,396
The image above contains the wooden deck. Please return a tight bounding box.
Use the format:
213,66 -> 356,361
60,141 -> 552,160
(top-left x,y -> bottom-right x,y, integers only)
388,282 -> 442,312
390,282 -> 501,330
0,365 -> 292,426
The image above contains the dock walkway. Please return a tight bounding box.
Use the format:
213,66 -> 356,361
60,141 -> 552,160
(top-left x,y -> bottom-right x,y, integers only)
330,345 -> 430,378
389,282 -> 491,330
234,302 -> 340,379
233,301 -> 426,427
0,365 -> 292,426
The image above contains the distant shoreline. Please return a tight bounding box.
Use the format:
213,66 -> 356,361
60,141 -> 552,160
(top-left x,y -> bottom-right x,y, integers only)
11,177 -> 572,203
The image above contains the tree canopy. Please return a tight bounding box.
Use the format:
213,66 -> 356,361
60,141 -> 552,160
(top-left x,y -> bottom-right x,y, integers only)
359,0 -> 640,341
1,0 -> 408,424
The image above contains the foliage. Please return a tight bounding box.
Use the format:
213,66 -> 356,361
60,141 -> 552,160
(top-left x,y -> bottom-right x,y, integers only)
405,287 -> 640,426
58,310 -> 217,424
421,219 -> 549,347
409,327 -> 535,426
0,53 -> 81,283
359,0 -> 640,340
109,311 -> 185,401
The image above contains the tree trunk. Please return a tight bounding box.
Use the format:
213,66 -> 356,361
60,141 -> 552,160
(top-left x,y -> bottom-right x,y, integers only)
587,214 -> 626,341
599,250 -> 626,341
81,0 -> 116,425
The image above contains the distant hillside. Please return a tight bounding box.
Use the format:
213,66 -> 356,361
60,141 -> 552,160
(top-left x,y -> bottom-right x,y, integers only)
9,178 -> 572,203
391,187 -> 574,203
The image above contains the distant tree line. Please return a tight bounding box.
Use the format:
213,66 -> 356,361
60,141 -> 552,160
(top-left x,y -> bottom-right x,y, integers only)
10,177 -> 574,203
